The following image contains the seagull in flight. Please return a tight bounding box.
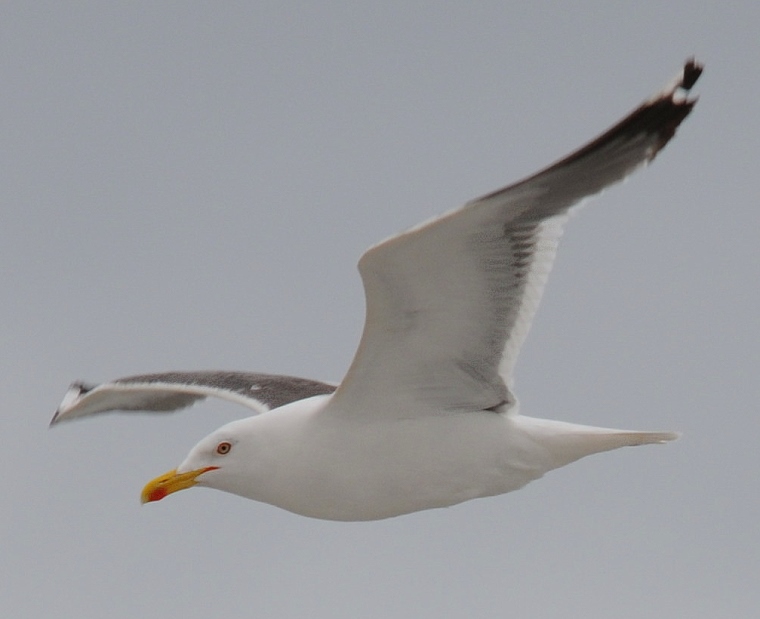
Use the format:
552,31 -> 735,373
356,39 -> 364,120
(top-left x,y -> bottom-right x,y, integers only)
52,61 -> 702,521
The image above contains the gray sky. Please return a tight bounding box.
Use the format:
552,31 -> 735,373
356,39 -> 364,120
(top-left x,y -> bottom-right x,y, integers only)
2,2 -> 758,618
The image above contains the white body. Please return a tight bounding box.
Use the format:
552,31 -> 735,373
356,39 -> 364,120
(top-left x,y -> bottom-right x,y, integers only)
186,395 -> 674,521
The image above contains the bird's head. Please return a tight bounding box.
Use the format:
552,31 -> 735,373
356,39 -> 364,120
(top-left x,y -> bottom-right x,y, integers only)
141,420 -> 251,504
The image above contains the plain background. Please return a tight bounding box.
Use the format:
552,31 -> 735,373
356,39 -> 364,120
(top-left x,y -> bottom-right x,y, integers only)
2,2 -> 758,618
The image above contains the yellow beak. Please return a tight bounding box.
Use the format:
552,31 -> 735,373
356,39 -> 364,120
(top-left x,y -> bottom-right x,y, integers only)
141,466 -> 219,504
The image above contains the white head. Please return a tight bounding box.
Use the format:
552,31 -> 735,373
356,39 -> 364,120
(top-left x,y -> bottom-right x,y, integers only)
140,418 -> 258,504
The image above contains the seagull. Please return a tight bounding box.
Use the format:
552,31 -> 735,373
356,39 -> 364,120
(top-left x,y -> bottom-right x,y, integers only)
51,61 -> 702,521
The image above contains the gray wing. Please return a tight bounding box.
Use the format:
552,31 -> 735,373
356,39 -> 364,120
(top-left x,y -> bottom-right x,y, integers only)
326,61 -> 701,419
50,371 -> 337,425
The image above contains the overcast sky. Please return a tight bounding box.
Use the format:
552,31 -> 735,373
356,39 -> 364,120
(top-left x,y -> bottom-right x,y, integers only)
2,2 -> 759,618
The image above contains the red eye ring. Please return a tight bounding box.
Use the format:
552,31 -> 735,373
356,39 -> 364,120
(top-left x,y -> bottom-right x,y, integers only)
216,441 -> 232,455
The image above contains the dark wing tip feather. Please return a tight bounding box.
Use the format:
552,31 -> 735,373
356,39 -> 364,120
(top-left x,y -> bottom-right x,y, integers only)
648,58 -> 703,155
49,382 -> 89,426
681,58 -> 703,90
477,60 -> 702,206
561,59 -> 702,168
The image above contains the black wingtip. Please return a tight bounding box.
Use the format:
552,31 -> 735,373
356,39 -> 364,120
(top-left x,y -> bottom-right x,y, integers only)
680,58 -> 703,91
49,381 -> 93,427
475,60 -> 704,206
647,59 -> 702,155
565,60 -> 703,167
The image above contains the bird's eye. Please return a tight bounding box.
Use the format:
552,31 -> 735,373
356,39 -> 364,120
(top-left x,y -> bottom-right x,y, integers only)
216,441 -> 232,455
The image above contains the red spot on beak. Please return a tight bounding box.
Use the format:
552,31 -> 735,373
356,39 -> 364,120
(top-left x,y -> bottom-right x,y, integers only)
148,486 -> 168,502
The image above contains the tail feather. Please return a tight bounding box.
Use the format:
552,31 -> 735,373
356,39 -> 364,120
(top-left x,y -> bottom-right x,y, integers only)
516,416 -> 680,470
619,430 -> 680,446
558,429 -> 680,467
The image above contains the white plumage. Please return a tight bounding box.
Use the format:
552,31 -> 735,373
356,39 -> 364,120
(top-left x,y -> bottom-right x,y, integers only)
52,61 -> 701,521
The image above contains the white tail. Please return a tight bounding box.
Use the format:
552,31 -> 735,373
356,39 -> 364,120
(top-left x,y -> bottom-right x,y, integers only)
516,416 -> 680,471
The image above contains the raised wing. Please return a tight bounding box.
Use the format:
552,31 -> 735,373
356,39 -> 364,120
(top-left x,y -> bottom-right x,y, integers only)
328,61 -> 701,418
50,371 -> 336,425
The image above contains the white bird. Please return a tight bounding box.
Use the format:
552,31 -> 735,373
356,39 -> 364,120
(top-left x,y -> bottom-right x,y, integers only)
51,61 -> 702,521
